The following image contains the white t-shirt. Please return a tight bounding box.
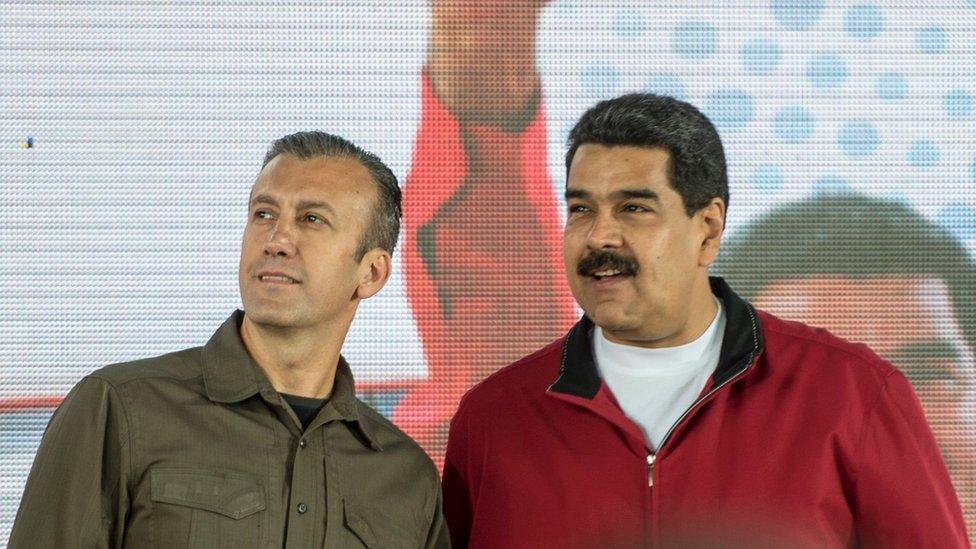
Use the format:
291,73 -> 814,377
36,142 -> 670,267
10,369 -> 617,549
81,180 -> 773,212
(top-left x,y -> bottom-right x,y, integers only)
593,298 -> 726,451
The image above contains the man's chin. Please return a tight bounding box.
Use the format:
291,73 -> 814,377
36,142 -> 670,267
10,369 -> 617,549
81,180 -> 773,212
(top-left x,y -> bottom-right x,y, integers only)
243,306 -> 305,330
584,307 -> 638,334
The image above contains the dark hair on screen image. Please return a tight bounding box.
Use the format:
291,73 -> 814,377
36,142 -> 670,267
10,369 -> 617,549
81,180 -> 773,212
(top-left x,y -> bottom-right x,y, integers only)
714,192 -> 976,356
264,130 -> 402,259
566,93 -> 729,219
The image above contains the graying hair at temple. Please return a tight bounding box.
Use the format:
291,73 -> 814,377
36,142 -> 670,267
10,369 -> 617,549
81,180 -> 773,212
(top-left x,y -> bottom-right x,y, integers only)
263,130 -> 402,259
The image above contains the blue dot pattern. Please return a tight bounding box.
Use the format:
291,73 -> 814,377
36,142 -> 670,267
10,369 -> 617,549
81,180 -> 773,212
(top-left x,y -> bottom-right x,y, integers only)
613,10 -> 647,39
813,175 -> 852,195
770,0 -> 825,30
845,5 -> 884,40
838,121 -> 879,157
672,20 -> 719,60
753,165 -> 784,191
907,140 -> 940,168
806,54 -> 846,90
705,89 -> 754,132
741,38 -> 781,75
939,204 -> 976,240
916,26 -> 948,54
943,90 -> 974,118
581,63 -> 620,98
643,74 -> 686,100
773,105 -> 815,143
877,73 -> 908,101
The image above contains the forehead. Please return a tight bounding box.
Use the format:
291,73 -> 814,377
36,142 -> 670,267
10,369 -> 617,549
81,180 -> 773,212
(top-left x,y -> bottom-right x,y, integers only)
751,276 -> 971,361
250,154 -> 375,205
567,144 -> 672,194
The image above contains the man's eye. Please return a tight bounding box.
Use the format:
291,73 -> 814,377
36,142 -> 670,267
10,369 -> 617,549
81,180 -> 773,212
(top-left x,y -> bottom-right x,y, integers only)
254,210 -> 273,220
623,204 -> 648,213
568,204 -> 589,214
304,213 -> 325,224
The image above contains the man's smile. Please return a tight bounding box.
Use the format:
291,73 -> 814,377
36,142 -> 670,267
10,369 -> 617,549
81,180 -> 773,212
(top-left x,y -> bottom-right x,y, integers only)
256,269 -> 301,284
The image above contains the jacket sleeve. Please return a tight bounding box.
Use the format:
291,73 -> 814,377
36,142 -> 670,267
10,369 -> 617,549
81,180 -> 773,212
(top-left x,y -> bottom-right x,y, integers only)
442,404 -> 475,549
852,369 -> 969,548
7,376 -> 131,548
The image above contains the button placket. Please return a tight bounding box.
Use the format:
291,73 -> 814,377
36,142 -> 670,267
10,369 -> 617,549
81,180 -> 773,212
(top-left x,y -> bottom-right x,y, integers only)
283,429 -> 320,546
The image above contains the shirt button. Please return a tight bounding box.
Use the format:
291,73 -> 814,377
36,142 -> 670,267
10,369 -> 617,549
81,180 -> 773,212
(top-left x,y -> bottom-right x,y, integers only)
299,439 -> 307,448
297,502 -> 308,514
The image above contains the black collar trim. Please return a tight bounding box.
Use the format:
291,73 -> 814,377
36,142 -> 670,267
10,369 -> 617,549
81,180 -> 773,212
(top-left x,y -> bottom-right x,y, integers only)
548,276 -> 764,399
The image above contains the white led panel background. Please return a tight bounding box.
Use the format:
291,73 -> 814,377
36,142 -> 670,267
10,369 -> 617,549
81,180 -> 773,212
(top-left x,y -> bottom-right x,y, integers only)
2,0 -> 975,543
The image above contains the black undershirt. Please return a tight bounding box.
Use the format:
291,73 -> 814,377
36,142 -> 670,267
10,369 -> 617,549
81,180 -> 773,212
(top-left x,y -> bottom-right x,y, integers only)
281,393 -> 328,430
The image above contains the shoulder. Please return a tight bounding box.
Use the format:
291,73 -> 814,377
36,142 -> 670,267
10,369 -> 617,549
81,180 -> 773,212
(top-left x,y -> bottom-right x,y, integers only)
454,337 -> 565,421
755,309 -> 896,385
355,401 -> 438,477
87,346 -> 204,389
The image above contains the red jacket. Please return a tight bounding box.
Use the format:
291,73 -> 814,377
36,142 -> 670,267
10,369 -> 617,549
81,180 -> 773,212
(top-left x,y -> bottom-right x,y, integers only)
442,278 -> 968,548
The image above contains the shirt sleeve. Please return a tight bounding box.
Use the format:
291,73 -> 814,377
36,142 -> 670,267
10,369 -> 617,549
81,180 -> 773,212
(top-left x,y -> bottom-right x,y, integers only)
424,479 -> 452,549
7,376 -> 131,548
852,369 -> 969,547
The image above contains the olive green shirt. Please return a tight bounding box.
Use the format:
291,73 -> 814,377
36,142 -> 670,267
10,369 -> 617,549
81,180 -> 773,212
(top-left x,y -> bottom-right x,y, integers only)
8,311 -> 449,548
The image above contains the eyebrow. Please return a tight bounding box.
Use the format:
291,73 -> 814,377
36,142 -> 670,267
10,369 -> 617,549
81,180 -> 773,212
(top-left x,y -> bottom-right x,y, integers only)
564,188 -> 661,202
250,194 -> 336,216
250,193 -> 278,208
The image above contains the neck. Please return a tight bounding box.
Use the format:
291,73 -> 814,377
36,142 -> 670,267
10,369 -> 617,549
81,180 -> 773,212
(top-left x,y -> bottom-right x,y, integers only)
239,315 -> 349,399
682,277 -> 720,342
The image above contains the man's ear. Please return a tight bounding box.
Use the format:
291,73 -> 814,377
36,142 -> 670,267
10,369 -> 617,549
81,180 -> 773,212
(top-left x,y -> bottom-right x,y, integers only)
356,248 -> 392,300
698,198 -> 726,267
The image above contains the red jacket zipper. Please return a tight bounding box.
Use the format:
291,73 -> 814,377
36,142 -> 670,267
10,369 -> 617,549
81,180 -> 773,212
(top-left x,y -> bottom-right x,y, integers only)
644,353 -> 760,546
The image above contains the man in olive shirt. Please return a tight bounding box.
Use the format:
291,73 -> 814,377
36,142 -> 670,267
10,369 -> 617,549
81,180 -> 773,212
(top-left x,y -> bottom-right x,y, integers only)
9,131 -> 449,548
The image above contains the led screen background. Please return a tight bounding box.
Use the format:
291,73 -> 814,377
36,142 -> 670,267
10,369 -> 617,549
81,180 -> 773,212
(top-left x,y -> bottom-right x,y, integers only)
2,0 -> 975,542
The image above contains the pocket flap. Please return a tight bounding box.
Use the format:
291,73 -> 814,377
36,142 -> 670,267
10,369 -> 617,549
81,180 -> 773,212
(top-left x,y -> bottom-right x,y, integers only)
150,467 -> 266,520
344,500 -> 379,547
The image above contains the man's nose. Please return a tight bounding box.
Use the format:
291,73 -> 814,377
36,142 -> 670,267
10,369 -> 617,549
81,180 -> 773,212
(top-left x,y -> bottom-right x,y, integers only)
263,221 -> 298,258
586,213 -> 623,249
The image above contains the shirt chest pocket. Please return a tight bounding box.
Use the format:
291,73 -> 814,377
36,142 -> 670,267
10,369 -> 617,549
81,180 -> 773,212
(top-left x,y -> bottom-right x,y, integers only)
150,467 -> 267,549
342,499 -> 424,549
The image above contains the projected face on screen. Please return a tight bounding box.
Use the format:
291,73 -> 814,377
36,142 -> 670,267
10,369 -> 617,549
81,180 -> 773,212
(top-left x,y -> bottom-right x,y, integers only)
752,276 -> 975,475
714,192 -> 976,528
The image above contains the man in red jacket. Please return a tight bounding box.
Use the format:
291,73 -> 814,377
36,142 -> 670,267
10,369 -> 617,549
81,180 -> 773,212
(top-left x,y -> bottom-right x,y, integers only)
715,193 -> 976,538
442,94 -> 969,547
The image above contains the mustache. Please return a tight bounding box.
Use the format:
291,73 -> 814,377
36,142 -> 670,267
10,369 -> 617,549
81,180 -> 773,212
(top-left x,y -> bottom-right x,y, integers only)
576,250 -> 639,277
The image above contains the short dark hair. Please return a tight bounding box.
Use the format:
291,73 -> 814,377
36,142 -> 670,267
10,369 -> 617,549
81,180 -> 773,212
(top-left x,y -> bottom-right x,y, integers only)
263,131 -> 401,259
714,192 -> 976,355
566,93 -> 729,218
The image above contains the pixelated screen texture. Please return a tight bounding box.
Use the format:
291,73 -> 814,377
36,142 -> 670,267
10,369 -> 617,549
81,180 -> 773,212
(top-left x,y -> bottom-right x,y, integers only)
2,1 -> 975,543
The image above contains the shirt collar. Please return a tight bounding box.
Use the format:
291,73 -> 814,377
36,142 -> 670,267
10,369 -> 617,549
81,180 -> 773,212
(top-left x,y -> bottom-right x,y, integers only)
201,310 -> 382,451
548,276 -> 764,399
201,311 -> 268,403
